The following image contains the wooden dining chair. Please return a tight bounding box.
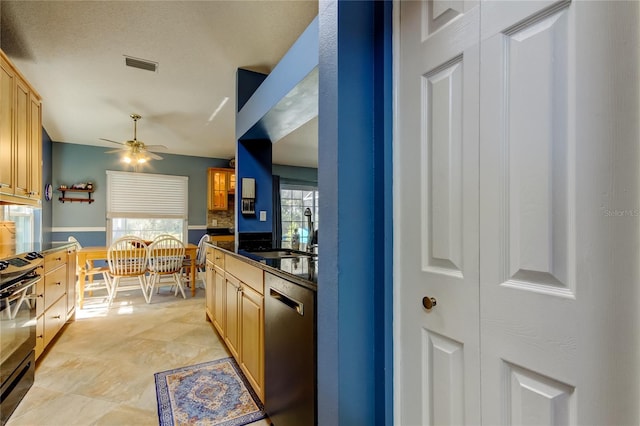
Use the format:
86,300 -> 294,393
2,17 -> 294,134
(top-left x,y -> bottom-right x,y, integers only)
147,235 -> 186,301
68,236 -> 112,301
182,234 -> 209,289
107,236 -> 150,306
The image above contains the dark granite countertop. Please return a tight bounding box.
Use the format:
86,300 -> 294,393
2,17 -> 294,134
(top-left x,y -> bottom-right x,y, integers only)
206,243 -> 317,292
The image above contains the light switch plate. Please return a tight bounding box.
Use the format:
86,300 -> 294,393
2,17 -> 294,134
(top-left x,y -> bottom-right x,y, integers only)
260,211 -> 267,221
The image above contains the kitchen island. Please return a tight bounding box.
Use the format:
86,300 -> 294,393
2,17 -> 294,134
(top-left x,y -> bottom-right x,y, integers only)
204,243 -> 316,425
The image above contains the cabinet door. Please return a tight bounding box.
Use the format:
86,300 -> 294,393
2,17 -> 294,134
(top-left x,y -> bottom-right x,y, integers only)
205,259 -> 215,321
208,168 -> 234,210
228,172 -> 236,192
224,273 -> 241,359
213,170 -> 228,210
13,78 -> 29,198
213,265 -> 225,336
35,315 -> 44,360
0,57 -> 14,195
28,93 -> 41,200
240,284 -> 264,401
66,245 -> 77,318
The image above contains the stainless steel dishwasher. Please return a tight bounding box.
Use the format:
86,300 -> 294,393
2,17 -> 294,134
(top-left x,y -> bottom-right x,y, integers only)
264,272 -> 316,426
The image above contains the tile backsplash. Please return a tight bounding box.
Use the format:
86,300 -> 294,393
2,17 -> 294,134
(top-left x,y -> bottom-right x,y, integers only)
207,198 -> 235,228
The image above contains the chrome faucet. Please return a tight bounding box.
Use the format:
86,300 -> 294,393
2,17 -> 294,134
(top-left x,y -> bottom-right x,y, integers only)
303,208 -> 315,253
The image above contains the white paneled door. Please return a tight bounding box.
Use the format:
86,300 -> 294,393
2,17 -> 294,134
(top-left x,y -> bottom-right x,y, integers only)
395,0 -> 639,424
395,0 -> 481,424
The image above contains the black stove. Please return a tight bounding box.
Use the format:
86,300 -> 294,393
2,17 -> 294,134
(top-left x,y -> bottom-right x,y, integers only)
0,251 -> 42,425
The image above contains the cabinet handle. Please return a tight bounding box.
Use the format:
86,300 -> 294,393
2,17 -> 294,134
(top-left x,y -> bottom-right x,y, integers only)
53,315 -> 61,319
37,294 -> 43,298
37,334 -> 43,339
55,281 -> 62,286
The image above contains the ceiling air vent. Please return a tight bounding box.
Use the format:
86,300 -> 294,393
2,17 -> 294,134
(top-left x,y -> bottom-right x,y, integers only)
124,55 -> 158,72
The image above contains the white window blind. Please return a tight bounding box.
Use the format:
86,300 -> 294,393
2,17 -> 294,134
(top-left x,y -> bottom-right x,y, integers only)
106,170 -> 188,219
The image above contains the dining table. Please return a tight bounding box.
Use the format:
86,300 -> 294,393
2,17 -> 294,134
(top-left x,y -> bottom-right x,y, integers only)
76,243 -> 198,308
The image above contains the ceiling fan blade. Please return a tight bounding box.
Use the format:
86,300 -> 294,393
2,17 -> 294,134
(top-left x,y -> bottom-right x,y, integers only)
104,148 -> 127,154
147,152 -> 163,160
99,138 -> 125,145
144,144 -> 168,152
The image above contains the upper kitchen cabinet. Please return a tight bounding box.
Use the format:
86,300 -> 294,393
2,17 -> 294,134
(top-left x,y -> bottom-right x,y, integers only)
208,167 -> 235,211
0,49 -> 42,206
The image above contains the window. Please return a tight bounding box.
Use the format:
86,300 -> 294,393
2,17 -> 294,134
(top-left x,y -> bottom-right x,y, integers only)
1,205 -> 40,253
280,185 -> 318,249
106,171 -> 188,244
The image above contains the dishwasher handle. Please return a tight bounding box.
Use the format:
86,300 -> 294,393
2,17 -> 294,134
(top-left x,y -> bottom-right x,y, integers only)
270,287 -> 304,316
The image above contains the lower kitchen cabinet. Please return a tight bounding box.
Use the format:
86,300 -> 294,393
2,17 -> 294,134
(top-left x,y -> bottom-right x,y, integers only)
205,250 -> 215,321
36,245 -> 75,360
66,244 -> 77,320
240,283 -> 264,399
212,264 -> 225,336
223,273 -> 241,360
205,247 -> 226,337
205,246 -> 265,402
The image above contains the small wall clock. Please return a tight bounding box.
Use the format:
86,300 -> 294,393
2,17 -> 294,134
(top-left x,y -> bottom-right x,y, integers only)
44,183 -> 53,201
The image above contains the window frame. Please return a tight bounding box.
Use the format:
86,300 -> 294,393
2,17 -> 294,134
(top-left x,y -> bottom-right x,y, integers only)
106,170 -> 188,245
280,183 -> 319,249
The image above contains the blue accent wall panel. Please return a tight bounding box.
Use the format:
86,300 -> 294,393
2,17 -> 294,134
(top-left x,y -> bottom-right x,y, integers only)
188,229 -> 208,246
236,139 -> 273,233
51,231 -> 106,247
318,1 -> 393,424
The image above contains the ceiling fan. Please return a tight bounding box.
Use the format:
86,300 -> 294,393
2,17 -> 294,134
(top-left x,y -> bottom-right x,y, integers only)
101,114 -> 167,164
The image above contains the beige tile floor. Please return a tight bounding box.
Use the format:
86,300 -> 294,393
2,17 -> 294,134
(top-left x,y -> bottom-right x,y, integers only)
7,283 -> 270,426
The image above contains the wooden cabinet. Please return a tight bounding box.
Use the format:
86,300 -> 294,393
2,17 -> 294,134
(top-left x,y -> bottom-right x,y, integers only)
224,273 -> 241,359
205,247 -> 226,337
213,265 -> 225,336
66,244 -> 77,319
0,49 -> 42,206
240,283 -> 264,399
204,246 -> 265,401
207,168 -> 235,210
36,245 -> 75,360
205,248 -> 215,321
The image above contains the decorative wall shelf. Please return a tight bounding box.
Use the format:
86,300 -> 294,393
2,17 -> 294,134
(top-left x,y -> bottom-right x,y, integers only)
58,188 -> 95,203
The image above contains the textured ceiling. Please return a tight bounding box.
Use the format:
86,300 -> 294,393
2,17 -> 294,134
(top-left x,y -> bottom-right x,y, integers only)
0,0 -> 319,167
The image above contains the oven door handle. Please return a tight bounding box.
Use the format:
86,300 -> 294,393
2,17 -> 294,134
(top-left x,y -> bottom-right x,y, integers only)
0,275 -> 41,301
0,275 -> 41,320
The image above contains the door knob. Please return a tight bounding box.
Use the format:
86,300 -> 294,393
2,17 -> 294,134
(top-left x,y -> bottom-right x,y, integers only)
422,296 -> 437,310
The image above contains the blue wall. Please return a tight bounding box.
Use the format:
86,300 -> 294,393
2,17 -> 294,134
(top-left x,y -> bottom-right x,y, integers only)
50,142 -> 228,246
236,139 -> 273,233
317,1 -> 393,424
272,164 -> 317,186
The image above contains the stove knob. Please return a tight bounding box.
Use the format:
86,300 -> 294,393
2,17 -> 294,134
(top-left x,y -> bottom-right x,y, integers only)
0,261 -> 8,271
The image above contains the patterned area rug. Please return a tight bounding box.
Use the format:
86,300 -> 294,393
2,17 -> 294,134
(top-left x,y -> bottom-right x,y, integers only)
155,358 -> 266,426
